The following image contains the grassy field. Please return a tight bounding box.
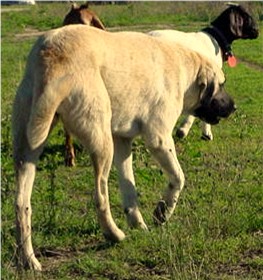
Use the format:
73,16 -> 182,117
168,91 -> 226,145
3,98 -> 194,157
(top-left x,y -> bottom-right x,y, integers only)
1,2 -> 263,279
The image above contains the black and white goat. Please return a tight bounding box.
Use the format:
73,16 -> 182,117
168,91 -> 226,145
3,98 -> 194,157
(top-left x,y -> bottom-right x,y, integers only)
149,3 -> 259,140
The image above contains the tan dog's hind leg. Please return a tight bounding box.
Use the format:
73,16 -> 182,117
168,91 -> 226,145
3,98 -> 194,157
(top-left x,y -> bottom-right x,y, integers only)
15,161 -> 42,271
14,119 -> 59,270
14,139 -> 42,270
91,132 -> 125,242
13,88 -> 46,270
60,80 -> 125,242
114,136 -> 148,230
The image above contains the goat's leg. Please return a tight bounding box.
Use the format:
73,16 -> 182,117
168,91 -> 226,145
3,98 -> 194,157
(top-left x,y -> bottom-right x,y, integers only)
91,132 -> 125,242
145,135 -> 185,225
64,128 -> 76,167
176,115 -> 195,139
113,136 -> 147,230
201,122 -> 213,141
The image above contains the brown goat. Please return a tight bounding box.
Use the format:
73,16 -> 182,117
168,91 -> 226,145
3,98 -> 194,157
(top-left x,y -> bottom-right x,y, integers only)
63,2 -> 105,29
63,2 -> 106,167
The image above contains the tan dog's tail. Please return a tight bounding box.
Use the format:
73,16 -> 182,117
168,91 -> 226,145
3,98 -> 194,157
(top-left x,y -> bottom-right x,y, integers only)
27,75 -> 72,150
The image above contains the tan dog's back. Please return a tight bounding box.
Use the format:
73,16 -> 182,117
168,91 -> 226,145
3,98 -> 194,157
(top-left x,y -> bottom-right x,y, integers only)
27,25 -> 207,149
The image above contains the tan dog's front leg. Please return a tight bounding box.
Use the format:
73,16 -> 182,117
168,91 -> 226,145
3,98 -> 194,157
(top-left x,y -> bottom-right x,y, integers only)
114,136 -> 148,230
146,135 -> 185,225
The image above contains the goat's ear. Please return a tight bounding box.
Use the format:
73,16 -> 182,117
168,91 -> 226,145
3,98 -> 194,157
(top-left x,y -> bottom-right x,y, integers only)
229,9 -> 244,37
83,1 -> 89,8
70,1 -> 78,9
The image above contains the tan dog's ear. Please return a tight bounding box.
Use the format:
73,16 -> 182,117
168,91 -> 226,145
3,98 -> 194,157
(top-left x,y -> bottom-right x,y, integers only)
198,63 -> 225,100
213,64 -> 225,86
198,65 -> 214,100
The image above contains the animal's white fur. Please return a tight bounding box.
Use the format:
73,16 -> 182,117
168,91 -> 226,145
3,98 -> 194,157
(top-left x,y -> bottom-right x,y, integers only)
149,29 -> 223,140
13,25 -> 226,270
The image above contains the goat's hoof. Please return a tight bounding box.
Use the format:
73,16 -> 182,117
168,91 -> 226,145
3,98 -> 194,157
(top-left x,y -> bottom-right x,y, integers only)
153,200 -> 167,225
176,128 -> 187,139
64,158 -> 76,167
201,133 -> 213,141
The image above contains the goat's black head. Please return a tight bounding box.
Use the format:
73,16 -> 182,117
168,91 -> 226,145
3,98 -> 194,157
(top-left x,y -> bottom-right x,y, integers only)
211,4 -> 259,43
63,2 -> 89,25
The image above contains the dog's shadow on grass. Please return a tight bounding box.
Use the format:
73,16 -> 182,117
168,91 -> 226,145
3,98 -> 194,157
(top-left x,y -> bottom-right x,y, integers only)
38,240 -> 117,260
36,240 -> 117,272
82,240 -> 119,252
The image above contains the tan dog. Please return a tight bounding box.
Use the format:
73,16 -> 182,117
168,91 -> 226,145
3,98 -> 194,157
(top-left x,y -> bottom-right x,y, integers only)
12,25 -> 235,270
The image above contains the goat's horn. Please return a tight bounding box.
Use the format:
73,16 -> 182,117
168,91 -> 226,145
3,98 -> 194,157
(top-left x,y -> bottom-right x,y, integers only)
226,2 -> 240,7
83,1 -> 89,8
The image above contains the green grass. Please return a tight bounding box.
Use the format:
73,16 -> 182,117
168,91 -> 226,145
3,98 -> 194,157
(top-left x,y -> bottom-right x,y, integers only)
1,2 -> 263,280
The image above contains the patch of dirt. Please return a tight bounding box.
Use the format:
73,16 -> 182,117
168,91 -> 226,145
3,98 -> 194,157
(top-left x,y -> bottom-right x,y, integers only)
108,23 -> 178,32
1,7 -> 30,13
239,58 -> 263,72
14,24 -> 179,40
15,27 -> 44,39
216,248 -> 263,279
